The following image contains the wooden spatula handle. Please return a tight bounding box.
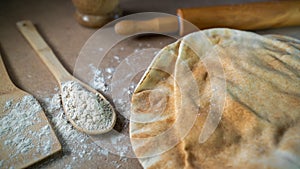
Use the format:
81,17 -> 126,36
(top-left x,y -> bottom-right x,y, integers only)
178,0 -> 300,33
0,53 -> 17,93
16,20 -> 71,82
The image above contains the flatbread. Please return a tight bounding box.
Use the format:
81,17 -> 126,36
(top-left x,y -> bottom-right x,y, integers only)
130,29 -> 300,169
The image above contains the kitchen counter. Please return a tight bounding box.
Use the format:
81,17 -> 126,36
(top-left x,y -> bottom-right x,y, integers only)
0,0 -> 299,168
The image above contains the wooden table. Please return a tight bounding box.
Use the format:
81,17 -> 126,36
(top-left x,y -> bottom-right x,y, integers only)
0,0 -> 299,168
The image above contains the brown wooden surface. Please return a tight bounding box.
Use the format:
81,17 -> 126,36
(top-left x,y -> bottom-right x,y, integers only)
0,0 -> 300,168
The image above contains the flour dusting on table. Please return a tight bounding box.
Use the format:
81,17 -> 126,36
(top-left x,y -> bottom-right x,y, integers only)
89,64 -> 109,92
32,93 -> 127,169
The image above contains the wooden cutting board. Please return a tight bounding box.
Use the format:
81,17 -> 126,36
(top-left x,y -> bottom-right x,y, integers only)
0,53 -> 61,169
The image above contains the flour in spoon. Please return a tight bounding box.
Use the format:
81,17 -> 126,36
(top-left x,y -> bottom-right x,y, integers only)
61,81 -> 113,131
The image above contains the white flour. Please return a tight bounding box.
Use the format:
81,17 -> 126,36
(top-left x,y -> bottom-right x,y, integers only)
0,95 -> 53,168
33,93 -> 128,169
4,99 -> 13,110
89,64 -> 109,92
61,81 -> 113,131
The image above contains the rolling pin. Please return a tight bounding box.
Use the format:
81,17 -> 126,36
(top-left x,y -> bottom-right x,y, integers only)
115,1 -> 300,36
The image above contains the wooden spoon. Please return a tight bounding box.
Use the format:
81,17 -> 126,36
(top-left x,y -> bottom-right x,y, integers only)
16,20 -> 116,135
0,52 -> 61,168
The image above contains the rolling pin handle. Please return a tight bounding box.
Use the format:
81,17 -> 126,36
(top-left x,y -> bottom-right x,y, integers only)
114,16 -> 179,35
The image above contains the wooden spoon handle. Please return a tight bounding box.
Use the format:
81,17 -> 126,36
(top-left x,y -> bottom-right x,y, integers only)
16,20 -> 72,83
0,53 -> 17,93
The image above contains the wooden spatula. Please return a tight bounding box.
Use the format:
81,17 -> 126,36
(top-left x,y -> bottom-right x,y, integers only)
0,52 -> 61,168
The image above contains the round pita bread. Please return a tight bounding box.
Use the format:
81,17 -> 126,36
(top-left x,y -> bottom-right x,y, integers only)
130,29 -> 300,169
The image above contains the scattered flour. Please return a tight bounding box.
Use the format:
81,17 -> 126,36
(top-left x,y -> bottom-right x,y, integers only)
61,81 -> 114,131
0,95 -> 54,168
32,93 -> 128,169
105,67 -> 115,74
113,55 -> 120,63
89,64 -> 109,92
88,64 -> 137,119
